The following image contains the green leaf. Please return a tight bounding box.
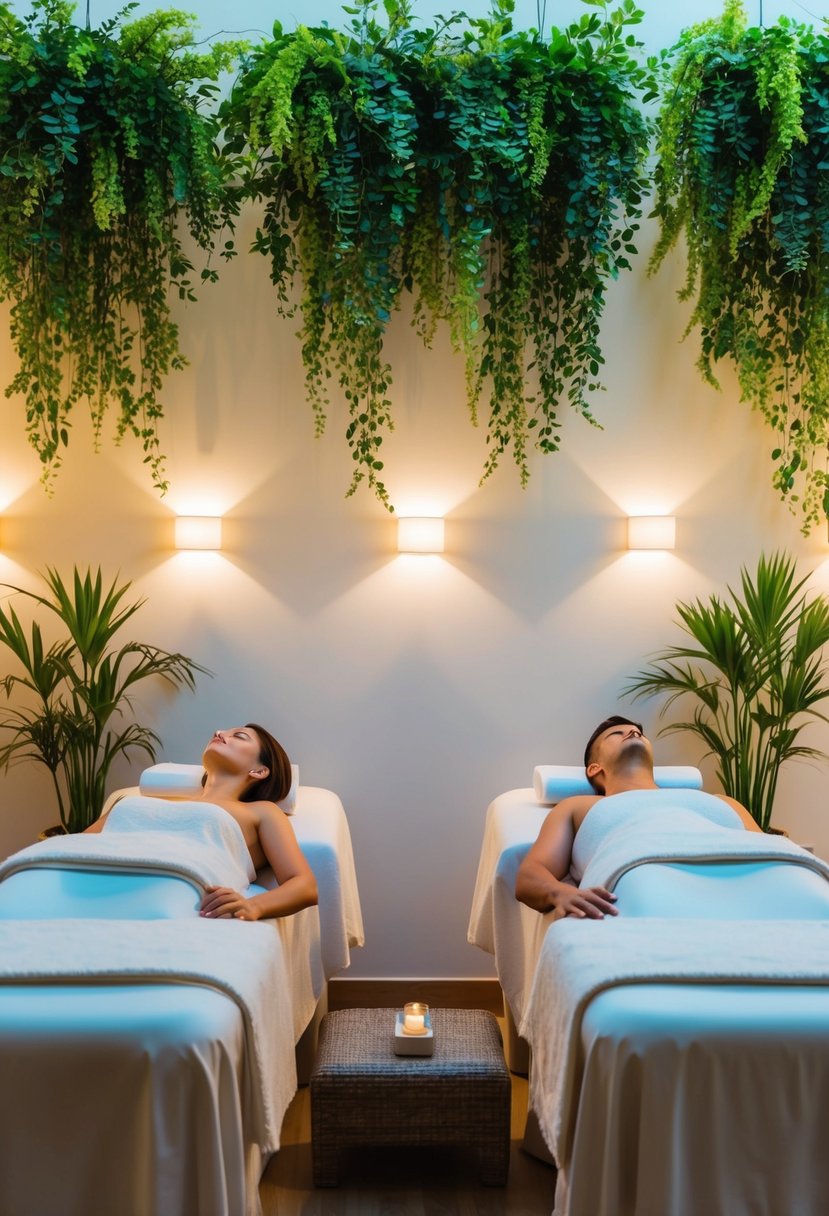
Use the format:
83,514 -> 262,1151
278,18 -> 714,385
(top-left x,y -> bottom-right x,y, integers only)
0,567 -> 210,830
626,551 -> 829,827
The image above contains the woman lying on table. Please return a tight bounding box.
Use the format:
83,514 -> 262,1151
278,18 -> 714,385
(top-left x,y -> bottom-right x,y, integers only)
86,723 -> 318,921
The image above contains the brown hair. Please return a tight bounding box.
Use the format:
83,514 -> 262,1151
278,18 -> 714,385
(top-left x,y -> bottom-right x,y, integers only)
583,715 -> 643,793
241,723 -> 293,804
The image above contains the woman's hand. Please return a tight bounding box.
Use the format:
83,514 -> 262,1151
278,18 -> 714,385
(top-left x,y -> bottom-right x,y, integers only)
200,886 -> 261,921
553,885 -> 617,920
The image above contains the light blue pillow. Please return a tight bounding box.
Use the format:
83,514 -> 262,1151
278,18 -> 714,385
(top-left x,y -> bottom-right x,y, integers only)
533,764 -> 703,805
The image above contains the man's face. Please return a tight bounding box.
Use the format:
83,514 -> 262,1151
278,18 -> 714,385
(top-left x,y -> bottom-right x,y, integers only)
588,722 -> 653,778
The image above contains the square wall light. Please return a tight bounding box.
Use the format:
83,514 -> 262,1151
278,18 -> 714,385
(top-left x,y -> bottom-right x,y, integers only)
175,516 -> 222,551
627,515 -> 676,550
397,517 -> 445,554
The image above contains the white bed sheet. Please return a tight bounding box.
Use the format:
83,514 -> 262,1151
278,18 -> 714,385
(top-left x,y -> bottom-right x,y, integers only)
0,783 -> 364,1216
571,983 -> 829,1216
469,786 -> 829,1216
0,983 -> 253,1216
467,788 -> 553,1027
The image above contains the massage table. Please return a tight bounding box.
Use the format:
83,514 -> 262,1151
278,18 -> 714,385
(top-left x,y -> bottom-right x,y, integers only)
0,775 -> 364,1216
468,769 -> 829,1216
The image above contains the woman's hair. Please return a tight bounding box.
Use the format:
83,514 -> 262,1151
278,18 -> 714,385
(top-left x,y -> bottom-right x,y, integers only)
241,723 -> 293,804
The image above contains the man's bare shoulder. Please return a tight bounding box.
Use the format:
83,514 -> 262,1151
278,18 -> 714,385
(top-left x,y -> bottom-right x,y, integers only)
715,793 -> 762,832
557,792 -> 602,812
541,793 -> 602,826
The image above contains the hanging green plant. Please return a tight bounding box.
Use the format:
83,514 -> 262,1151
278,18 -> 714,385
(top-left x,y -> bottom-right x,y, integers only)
415,0 -> 656,489
222,0 -> 422,509
650,0 -> 829,534
222,0 -> 655,508
0,0 -> 243,490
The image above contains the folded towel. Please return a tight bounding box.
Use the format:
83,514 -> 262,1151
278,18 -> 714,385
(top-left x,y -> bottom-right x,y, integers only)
0,917 -> 296,1150
575,788 -> 829,890
522,917 -> 829,1167
139,762 -> 299,814
533,764 -> 702,805
0,796 -> 255,895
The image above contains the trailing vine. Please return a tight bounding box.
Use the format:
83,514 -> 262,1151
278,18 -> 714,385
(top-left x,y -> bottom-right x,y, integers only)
651,0 -> 829,534
223,0 -> 655,508
431,1 -> 655,487
0,0 -> 243,490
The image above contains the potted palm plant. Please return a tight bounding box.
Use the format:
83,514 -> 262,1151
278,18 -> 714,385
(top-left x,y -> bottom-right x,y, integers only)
0,567 -> 208,834
625,552 -> 829,831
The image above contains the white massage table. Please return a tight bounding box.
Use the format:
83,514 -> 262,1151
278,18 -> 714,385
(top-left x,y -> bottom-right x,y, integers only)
469,784 -> 829,1216
0,783 -> 364,1216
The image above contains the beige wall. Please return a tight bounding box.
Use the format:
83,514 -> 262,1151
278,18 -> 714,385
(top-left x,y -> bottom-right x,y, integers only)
0,0 -> 826,976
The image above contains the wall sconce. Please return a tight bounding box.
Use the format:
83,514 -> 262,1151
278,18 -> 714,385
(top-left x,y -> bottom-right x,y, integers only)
397,516 -> 445,554
627,515 -> 676,550
175,515 -> 222,551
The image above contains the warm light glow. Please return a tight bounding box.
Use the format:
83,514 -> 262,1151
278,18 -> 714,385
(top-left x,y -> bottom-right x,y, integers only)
397,516 -> 445,554
627,515 -> 676,550
175,515 -> 222,551
402,1002 -> 429,1035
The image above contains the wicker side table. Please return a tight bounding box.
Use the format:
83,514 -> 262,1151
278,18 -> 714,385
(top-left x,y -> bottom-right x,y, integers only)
310,1007 -> 510,1187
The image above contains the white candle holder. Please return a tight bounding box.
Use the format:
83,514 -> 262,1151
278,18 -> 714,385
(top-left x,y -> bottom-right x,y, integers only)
394,1002 -> 434,1056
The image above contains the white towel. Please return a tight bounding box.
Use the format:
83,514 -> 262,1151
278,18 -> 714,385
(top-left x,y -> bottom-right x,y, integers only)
0,796 -> 255,895
533,764 -> 702,804
139,762 -> 300,814
521,917 -> 829,1168
0,916 -> 297,1150
467,789 -> 553,1025
574,788 -> 829,889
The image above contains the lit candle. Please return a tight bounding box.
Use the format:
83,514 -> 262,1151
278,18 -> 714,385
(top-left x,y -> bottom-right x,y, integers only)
402,1001 -> 429,1035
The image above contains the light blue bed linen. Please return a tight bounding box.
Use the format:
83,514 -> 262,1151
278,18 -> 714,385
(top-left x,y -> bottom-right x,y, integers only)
0,983 -> 247,1216
0,868 -> 267,920
614,859 -> 829,919
561,856 -> 829,1216
574,981 -> 829,1216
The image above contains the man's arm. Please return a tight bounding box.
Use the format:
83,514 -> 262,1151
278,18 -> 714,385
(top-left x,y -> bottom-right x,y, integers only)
515,796 -> 618,919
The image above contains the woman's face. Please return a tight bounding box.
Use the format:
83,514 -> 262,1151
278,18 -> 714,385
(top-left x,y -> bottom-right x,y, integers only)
203,726 -> 263,775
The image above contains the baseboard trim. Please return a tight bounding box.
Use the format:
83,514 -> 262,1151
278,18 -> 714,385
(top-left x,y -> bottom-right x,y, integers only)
328,978 -> 504,1015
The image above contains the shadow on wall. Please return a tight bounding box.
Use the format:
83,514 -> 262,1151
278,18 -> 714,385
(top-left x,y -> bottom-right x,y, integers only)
223,470 -> 392,618
444,455 -> 627,622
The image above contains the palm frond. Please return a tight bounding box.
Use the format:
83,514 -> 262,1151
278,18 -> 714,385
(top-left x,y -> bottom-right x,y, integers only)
0,567 -> 209,830
625,552 -> 829,829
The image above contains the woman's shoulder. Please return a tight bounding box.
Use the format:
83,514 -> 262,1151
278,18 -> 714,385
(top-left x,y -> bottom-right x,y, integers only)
245,798 -> 290,822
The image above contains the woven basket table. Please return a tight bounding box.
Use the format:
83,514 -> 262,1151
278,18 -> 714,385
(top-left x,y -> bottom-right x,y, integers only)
310,1007 -> 510,1187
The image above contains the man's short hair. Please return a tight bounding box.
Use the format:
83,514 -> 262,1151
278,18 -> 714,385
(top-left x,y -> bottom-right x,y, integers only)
583,715 -> 643,792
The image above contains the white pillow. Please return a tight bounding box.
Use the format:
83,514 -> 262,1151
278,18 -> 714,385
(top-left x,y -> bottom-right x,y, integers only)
139,761 -> 299,814
533,764 -> 703,805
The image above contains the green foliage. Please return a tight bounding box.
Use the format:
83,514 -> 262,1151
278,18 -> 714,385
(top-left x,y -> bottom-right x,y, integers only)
0,0 -> 244,490
0,567 -> 209,833
625,553 -> 829,831
651,0 -> 829,534
222,0 -> 655,508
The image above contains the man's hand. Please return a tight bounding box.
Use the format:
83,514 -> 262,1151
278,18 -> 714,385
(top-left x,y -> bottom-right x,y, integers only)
552,885 -> 618,920
200,886 -> 261,921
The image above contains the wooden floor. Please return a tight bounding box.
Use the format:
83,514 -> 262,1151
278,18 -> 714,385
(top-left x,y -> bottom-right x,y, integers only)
259,1020 -> 555,1216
